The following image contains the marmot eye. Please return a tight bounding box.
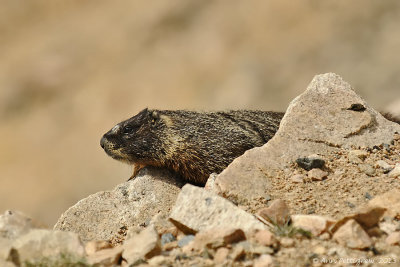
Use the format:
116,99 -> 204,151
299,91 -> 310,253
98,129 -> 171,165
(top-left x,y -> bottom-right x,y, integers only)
122,125 -> 134,134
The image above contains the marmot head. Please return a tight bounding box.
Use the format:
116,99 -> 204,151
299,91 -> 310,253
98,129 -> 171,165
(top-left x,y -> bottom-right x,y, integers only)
100,108 -> 166,164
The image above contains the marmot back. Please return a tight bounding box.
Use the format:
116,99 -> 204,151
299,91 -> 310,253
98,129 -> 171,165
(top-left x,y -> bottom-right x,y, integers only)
100,109 -> 284,185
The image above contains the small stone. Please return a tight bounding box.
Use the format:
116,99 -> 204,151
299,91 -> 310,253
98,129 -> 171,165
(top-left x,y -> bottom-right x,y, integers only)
358,164 -> 375,176
290,174 -> 304,183
280,237 -> 294,248
177,235 -> 195,248
291,215 -> 335,236
296,156 -> 325,171
368,189 -> 400,218
87,246 -> 124,266
388,165 -> 400,178
191,228 -> 246,251
364,192 -> 373,200
161,233 -> 176,246
376,160 -> 392,170
0,237 -> 13,261
313,245 -> 326,255
332,219 -> 373,249
256,199 -> 290,226
122,225 -> 161,264
385,232 -> 400,245
348,150 -> 368,163
214,247 -> 229,264
307,169 -> 328,181
254,254 -> 273,267
85,240 -> 112,255
148,255 -> 169,266
319,232 -> 330,240
253,230 -> 276,246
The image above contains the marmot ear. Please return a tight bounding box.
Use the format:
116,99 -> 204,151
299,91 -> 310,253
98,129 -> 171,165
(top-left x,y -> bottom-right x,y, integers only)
149,110 -> 160,125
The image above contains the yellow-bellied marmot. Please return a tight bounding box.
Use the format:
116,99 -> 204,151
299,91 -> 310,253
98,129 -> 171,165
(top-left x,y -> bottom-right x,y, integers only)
100,109 -> 284,185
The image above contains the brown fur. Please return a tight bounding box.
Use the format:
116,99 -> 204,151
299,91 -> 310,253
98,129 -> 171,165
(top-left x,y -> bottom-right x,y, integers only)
100,109 -> 284,185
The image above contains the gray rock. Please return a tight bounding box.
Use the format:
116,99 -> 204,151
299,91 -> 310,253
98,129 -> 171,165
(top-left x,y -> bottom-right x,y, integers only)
177,235 -> 195,248
161,233 -> 176,246
169,184 -> 266,234
122,225 -> 161,264
296,156 -> 325,171
214,73 -> 400,204
54,167 -> 183,243
0,210 -> 45,240
12,229 -> 85,265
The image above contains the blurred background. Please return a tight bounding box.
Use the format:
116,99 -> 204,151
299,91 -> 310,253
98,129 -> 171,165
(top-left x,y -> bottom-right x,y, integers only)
1,0 -> 400,226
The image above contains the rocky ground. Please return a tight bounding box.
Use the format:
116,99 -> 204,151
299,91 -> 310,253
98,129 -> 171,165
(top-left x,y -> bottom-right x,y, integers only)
1,73 -> 400,266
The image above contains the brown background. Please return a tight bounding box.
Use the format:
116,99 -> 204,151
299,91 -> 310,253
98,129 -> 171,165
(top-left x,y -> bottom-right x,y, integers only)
1,0 -> 399,226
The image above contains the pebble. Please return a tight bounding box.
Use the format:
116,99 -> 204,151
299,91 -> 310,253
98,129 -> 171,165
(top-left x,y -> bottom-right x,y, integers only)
296,155 -> 325,171
253,254 -> 273,267
312,245 -> 326,255
214,247 -> 229,264
290,174 -> 304,183
348,150 -> 368,163
388,165 -> 400,178
177,235 -> 195,248
358,164 -> 375,176
280,237 -> 294,248
307,169 -> 328,181
161,233 -> 176,246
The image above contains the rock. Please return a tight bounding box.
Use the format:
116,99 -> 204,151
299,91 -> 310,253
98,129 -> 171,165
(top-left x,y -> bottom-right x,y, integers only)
87,246 -> 124,266
147,255 -> 170,266
190,228 -> 246,251
0,210 -> 45,240
330,206 -> 386,233
235,241 -> 274,257
122,225 -> 161,264
54,167 -> 183,243
385,231 -> 400,245
214,73 -> 400,204
253,230 -> 276,247
291,215 -> 335,236
388,165 -> 400,178
214,247 -> 229,264
332,219 -> 373,249
313,245 -> 326,255
367,189 -> 400,218
280,237 -> 294,248
348,150 -> 368,163
161,233 -> 176,246
290,174 -> 304,183
177,235 -> 195,248
307,169 -> 328,181
376,160 -> 393,170
256,199 -> 290,226
85,240 -> 112,255
12,229 -> 85,265
254,254 -> 273,267
169,184 -> 267,234
296,156 -> 325,171
358,164 -> 375,176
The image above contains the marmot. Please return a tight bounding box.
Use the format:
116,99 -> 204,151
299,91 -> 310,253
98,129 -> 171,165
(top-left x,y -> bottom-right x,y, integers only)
100,109 -> 284,185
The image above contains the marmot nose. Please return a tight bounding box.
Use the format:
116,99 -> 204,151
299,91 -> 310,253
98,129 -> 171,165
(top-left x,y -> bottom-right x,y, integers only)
100,136 -> 106,149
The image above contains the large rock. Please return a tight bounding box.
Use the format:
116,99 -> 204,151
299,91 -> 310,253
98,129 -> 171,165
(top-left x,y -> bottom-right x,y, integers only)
54,167 -> 183,243
169,184 -> 266,234
213,73 -> 400,204
0,210 -> 46,240
122,225 -> 161,265
12,229 -> 85,265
